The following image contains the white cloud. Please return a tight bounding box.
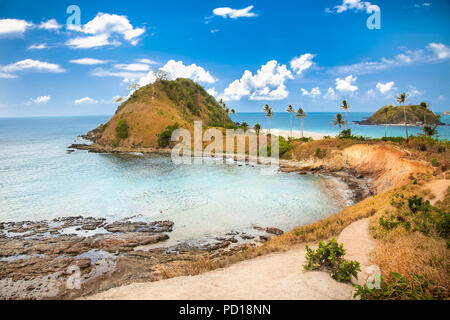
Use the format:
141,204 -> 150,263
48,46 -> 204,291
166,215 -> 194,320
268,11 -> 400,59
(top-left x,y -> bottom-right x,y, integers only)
74,97 -> 97,104
335,75 -> 358,94
213,5 -> 257,19
69,58 -> 108,65
0,59 -> 65,74
207,88 -> 218,97
408,86 -> 423,97
0,72 -> 17,79
376,81 -> 395,94
28,43 -> 48,50
38,19 -> 62,31
428,43 -> 450,60
327,0 -> 372,14
414,3 -> 431,8
136,58 -> 158,65
90,68 -> 147,81
66,13 -> 145,48
0,18 -> 32,37
160,60 -> 216,84
114,63 -> 150,72
31,96 -> 51,104
66,34 -> 114,49
332,43 -> 450,75
210,29 -> 220,34
290,54 -> 315,75
301,87 -> 321,97
219,60 -> 293,101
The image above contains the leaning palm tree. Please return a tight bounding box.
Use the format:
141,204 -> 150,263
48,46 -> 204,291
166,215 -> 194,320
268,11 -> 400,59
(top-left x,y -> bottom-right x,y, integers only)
296,107 -> 306,138
422,125 -> 438,138
263,104 -> 270,133
395,92 -> 409,141
383,107 -> 389,138
339,100 -> 350,130
230,109 -> 236,123
333,113 -> 345,135
241,122 -> 250,131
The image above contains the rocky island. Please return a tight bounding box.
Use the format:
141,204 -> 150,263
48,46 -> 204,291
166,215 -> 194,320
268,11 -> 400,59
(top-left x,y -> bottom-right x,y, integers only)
355,104 -> 445,126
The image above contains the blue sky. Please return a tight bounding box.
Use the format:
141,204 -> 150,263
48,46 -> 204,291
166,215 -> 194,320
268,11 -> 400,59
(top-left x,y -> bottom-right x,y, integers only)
0,0 -> 449,117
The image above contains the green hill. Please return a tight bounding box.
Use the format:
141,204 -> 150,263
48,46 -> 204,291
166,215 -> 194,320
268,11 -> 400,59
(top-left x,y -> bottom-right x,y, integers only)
85,78 -> 233,149
356,104 -> 443,126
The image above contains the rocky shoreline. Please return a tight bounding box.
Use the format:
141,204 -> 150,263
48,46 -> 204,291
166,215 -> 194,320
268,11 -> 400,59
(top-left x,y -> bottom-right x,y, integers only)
0,215 -> 286,300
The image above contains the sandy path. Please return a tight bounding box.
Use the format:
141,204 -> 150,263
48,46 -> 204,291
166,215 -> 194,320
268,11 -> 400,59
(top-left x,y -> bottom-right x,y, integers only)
423,179 -> 450,205
86,218 -> 374,300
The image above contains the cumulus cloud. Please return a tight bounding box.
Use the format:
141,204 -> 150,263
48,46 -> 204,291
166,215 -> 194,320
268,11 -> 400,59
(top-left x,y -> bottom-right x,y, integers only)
69,58 -> 108,65
207,88 -> 218,97
0,59 -> 65,75
213,5 -> 257,19
219,60 -> 294,101
0,18 -> 32,37
66,13 -> 146,48
290,54 -> 315,75
32,96 -> 51,104
332,43 -> 450,75
323,88 -> 337,100
376,81 -> 395,94
136,58 -> 158,65
160,60 -> 216,84
74,97 -> 97,104
335,75 -> 358,94
301,87 -> 321,97
38,19 -> 62,31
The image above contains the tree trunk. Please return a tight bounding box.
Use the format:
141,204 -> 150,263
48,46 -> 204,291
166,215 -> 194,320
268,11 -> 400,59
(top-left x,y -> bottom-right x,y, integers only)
403,105 -> 409,141
301,118 -> 304,138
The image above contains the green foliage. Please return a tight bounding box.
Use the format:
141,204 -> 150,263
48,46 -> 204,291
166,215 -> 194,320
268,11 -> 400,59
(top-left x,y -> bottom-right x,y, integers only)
253,123 -> 261,135
278,136 -> 292,157
157,123 -> 180,148
431,158 -> 440,167
338,129 -> 368,141
115,119 -> 129,139
353,272 -> 441,300
380,136 -> 405,143
97,123 -> 108,133
315,147 -> 326,159
304,238 -> 361,283
380,193 -> 449,238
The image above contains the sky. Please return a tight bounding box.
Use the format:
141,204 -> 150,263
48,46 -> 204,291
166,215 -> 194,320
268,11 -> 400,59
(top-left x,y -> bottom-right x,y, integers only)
0,0 -> 449,117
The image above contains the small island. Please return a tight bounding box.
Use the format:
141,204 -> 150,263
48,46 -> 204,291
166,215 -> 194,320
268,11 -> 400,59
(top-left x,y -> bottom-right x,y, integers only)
355,104 -> 445,126
443,111 -> 450,116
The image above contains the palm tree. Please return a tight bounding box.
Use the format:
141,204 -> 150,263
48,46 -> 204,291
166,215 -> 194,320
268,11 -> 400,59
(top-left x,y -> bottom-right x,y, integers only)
241,122 -> 250,131
333,113 -> 345,135
296,107 -> 306,138
263,104 -> 270,133
267,108 -> 273,134
286,105 -> 295,138
420,102 -> 428,126
339,100 -> 349,130
383,107 -> 389,138
395,92 -> 409,141
253,123 -> 261,135
230,109 -> 236,123
422,125 -> 438,138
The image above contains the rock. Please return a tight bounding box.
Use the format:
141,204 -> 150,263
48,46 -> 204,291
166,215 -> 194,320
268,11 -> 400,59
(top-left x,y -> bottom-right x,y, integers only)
265,228 -> 284,236
74,258 -> 91,269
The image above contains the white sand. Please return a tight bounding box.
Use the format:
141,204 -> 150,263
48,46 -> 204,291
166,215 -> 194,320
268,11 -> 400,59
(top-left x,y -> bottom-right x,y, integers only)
263,129 -> 332,140
85,218 -> 374,300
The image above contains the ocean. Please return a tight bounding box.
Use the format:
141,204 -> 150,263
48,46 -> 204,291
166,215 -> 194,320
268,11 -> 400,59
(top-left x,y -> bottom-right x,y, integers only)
0,115 -> 351,244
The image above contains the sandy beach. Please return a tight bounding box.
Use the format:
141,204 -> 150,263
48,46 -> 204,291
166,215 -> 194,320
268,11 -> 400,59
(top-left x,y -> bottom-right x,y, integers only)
264,129 -> 332,140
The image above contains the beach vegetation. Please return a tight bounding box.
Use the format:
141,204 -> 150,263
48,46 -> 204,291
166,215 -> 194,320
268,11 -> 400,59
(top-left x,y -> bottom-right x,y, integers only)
304,238 -> 361,282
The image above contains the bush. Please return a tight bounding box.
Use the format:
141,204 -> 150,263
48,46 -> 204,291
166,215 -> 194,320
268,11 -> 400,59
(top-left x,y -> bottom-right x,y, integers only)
97,123 -> 108,133
431,158 -> 440,167
338,129 -> 368,141
115,119 -> 129,139
157,123 -> 179,148
304,238 -> 361,283
353,272 -> 440,300
315,147 -> 326,159
278,136 -> 292,157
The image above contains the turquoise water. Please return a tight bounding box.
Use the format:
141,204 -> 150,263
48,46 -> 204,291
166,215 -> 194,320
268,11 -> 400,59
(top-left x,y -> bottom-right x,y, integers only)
235,112 -> 450,140
0,116 -> 348,243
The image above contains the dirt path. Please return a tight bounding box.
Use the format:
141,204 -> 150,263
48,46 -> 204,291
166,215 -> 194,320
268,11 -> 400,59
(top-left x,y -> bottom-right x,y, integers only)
423,179 -> 450,205
85,218 -> 374,300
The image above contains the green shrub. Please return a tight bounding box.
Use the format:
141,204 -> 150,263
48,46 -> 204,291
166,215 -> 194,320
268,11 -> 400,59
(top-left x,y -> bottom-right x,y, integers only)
353,272 -> 440,300
315,147 -> 326,159
97,123 -> 108,133
431,158 -> 440,167
278,136 -> 292,157
157,123 -> 180,148
304,238 -> 360,283
115,119 -> 129,139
